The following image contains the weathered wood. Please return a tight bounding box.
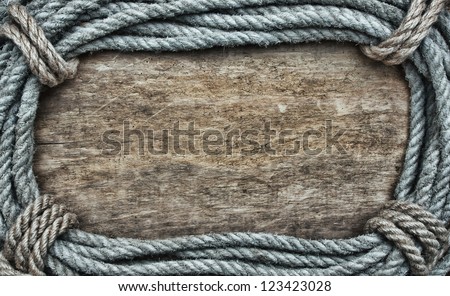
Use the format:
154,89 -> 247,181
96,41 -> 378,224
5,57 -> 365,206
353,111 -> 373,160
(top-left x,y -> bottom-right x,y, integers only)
33,42 -> 409,240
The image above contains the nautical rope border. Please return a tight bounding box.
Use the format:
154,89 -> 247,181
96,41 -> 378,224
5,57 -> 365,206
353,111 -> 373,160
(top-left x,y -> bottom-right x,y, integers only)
0,0 -> 449,276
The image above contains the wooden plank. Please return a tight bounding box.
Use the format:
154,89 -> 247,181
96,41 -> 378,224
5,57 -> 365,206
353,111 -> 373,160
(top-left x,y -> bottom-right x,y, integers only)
33,42 -> 409,240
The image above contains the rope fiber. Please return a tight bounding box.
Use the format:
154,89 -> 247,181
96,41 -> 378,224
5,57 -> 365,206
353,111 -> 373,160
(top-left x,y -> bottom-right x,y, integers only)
0,0 -> 449,276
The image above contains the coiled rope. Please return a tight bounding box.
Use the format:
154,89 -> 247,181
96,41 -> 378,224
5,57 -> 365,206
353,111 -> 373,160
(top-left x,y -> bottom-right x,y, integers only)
0,0 -> 449,276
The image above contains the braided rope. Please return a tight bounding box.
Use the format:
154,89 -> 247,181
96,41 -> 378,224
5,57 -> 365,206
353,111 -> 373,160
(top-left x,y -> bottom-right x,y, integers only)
2,195 -> 77,275
365,201 -> 449,275
0,4 -> 78,87
361,0 -> 448,65
0,252 -> 24,275
0,0 -> 449,276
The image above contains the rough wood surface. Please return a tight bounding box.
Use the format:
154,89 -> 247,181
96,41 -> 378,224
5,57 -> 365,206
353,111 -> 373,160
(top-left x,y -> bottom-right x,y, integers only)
33,42 -> 409,240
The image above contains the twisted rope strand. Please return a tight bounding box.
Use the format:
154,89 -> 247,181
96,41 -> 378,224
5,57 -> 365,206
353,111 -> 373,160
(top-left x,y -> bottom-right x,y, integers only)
0,0 -> 449,276
2,195 -> 77,275
0,3 -> 78,87
0,252 -> 24,276
361,0 -> 447,65
365,201 -> 449,275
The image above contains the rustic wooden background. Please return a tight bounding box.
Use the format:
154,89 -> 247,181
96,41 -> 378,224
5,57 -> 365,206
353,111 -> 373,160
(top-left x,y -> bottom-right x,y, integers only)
33,42 -> 409,241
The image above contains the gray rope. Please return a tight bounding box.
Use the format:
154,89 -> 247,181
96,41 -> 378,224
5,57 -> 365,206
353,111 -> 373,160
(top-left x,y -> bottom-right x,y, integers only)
0,0 -> 449,276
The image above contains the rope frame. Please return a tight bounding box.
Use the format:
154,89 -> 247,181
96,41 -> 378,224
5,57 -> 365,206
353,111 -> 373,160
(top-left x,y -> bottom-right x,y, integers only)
0,0 -> 449,276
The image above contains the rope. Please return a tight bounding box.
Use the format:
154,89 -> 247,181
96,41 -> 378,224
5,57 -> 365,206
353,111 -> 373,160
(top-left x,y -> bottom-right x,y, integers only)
0,252 -> 24,275
0,0 -> 449,276
365,201 -> 449,275
361,0 -> 448,65
0,4 -> 78,87
2,195 -> 77,275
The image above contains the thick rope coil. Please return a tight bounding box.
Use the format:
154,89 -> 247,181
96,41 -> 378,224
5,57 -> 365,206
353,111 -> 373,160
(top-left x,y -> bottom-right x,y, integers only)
365,202 -> 449,275
0,4 -> 78,87
1,195 -> 77,276
0,253 -> 24,276
0,0 -> 450,276
360,0 -> 447,65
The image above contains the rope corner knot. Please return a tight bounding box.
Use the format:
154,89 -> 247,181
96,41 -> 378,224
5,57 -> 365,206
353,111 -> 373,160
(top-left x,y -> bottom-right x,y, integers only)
365,201 -> 449,275
360,0 -> 447,65
1,195 -> 77,276
0,3 -> 78,87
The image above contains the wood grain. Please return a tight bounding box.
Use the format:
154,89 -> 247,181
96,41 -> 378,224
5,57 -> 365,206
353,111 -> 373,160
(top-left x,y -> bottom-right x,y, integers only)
33,42 -> 409,240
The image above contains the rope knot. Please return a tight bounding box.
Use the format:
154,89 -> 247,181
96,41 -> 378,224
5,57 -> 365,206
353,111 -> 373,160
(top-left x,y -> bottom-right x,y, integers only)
1,195 -> 77,276
365,201 -> 449,275
361,0 -> 447,65
0,4 -> 78,87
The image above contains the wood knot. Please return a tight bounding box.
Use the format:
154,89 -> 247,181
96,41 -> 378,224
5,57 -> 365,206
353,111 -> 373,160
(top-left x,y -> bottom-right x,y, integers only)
0,4 -> 78,87
365,201 -> 449,275
1,195 -> 77,276
360,0 -> 447,65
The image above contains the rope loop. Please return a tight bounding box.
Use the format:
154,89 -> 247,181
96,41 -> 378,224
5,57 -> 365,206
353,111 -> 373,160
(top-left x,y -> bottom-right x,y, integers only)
0,0 -> 449,276
0,253 -> 24,276
365,201 -> 450,275
1,195 -> 77,276
0,3 -> 78,87
360,0 -> 447,65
